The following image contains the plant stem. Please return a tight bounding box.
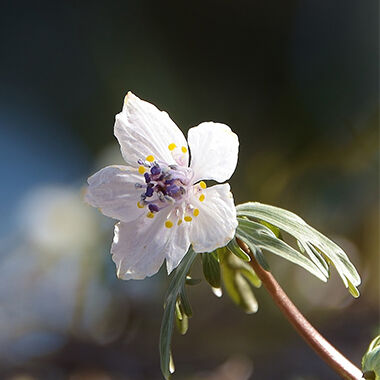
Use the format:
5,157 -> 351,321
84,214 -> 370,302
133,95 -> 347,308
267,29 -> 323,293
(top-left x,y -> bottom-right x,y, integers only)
236,238 -> 363,380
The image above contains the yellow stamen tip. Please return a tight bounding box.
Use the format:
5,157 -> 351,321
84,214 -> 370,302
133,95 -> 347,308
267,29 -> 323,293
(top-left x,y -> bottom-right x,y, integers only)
181,146 -> 187,153
184,216 -> 192,222
177,219 -> 183,225
199,194 -> 205,202
165,220 -> 174,228
168,143 -> 177,151
137,201 -> 145,209
146,155 -> 155,162
199,181 -> 207,189
193,208 -> 199,217
147,212 -> 155,218
138,165 -> 146,174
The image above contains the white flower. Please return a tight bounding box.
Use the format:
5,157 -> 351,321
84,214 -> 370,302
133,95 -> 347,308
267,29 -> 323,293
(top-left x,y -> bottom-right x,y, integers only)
85,92 -> 239,280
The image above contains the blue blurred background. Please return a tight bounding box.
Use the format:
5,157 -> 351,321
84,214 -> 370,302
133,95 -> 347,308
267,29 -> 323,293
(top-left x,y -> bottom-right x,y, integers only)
0,1 -> 378,379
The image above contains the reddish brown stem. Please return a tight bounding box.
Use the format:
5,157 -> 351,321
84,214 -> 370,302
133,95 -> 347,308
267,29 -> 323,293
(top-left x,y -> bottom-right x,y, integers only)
236,238 -> 363,380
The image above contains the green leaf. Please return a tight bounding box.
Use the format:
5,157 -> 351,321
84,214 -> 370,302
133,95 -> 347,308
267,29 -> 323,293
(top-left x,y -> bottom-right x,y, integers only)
362,335 -> 380,379
219,246 -> 261,288
252,245 -> 270,270
202,252 -> 221,288
175,311 -> 189,335
227,238 -> 251,261
240,266 -> 261,288
236,218 -> 327,281
236,202 -> 361,296
179,288 -> 192,317
175,299 -> 189,335
159,248 -> 198,380
260,220 -> 281,238
235,272 -> 258,313
219,248 -> 260,314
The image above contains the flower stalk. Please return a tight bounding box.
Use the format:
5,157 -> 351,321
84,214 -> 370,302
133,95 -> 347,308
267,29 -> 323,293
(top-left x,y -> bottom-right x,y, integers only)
236,237 -> 363,380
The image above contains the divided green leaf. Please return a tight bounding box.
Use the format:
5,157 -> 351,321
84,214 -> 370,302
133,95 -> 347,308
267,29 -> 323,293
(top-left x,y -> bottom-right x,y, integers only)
159,248 -> 198,380
218,247 -> 261,314
236,202 -> 361,296
236,218 -> 326,281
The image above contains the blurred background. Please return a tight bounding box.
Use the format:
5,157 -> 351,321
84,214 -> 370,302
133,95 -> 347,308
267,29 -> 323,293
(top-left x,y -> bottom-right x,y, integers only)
0,1 -> 378,379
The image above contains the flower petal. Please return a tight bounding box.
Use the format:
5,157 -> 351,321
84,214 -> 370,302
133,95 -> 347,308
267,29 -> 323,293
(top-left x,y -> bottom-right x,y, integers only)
188,122 -> 239,183
85,165 -> 145,223
112,209 -> 191,280
165,221 -> 191,274
115,92 -> 189,167
189,183 -> 237,253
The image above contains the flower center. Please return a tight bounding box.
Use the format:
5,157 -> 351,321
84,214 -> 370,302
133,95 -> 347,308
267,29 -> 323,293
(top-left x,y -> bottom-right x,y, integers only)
136,157 -> 194,215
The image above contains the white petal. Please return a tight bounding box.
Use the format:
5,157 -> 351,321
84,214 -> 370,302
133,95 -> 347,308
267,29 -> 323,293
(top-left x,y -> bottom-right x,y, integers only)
112,209 -> 191,280
188,122 -> 239,183
189,184 -> 237,253
115,92 -> 189,167
85,165 -> 145,223
165,221 -> 191,274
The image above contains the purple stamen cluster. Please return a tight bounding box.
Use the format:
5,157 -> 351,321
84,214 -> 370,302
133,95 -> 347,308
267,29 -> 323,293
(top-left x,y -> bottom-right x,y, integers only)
137,160 -> 189,214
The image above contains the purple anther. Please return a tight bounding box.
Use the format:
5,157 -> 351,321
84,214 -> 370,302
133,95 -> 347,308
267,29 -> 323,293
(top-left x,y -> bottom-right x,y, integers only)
166,184 -> 180,196
150,165 -> 161,176
145,185 -> 154,197
165,178 -> 175,185
144,173 -> 151,183
148,203 -> 159,212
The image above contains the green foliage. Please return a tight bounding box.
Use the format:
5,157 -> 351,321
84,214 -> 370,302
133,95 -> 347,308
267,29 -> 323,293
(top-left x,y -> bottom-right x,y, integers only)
236,218 -> 326,281
201,251 -> 221,288
362,335 -> 380,379
175,299 -> 189,335
259,220 -> 281,238
218,247 -> 261,314
227,237 -> 251,261
159,248 -> 198,380
159,202 -> 363,379
236,202 -> 361,297
159,246 -> 261,379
